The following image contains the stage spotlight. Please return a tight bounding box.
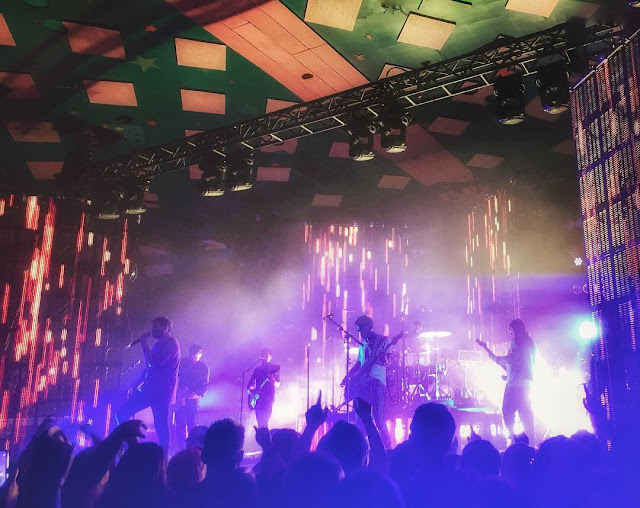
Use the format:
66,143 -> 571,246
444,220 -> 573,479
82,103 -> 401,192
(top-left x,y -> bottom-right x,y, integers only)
493,74 -> 526,125
95,190 -> 124,220
121,179 -> 150,215
537,61 -> 570,115
380,111 -> 411,153
197,152 -> 227,197
574,257 -> 583,267
227,148 -> 255,192
578,320 -> 598,341
347,121 -> 378,161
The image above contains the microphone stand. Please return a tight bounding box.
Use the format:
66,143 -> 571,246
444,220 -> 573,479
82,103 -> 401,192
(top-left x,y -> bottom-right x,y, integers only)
235,359 -> 261,424
324,315 -> 362,423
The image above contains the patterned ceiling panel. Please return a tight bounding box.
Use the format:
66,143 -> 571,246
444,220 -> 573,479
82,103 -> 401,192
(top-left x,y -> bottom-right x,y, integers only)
0,0 -> 618,219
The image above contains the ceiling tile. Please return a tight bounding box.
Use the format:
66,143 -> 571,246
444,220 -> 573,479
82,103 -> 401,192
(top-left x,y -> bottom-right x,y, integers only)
84,80 -> 138,106
257,167 -> 291,182
175,38 -> 226,71
312,194 -> 342,207
7,121 -> 61,143
189,165 -> 202,179
63,22 -> 125,59
378,175 -> 411,189
467,154 -> 503,169
145,192 -> 160,208
573,2 -> 600,19
266,98 -> 298,113
505,0 -> 560,17
329,142 -> 351,158
0,14 -> 16,46
453,86 -> 492,105
0,72 -> 39,99
304,0 -> 363,31
428,117 -> 470,136
374,125 -> 472,186
26,161 -> 63,179
398,14 -> 455,50
180,89 -> 225,114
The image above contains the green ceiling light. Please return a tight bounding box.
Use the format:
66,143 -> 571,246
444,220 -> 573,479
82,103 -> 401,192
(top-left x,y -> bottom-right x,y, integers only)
493,73 -> 526,126
43,20 -> 67,33
346,120 -> 378,161
197,152 -> 227,197
536,61 -> 570,115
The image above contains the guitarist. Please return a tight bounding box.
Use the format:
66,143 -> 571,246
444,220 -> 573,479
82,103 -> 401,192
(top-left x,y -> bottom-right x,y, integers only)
175,344 -> 211,442
476,319 -> 537,441
349,315 -> 392,448
247,348 -> 280,428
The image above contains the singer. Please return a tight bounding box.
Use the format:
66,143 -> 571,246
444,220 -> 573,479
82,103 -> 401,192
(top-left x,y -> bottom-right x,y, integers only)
116,316 -> 180,452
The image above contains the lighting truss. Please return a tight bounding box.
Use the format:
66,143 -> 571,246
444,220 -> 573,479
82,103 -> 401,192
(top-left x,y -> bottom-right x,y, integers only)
96,22 -> 622,181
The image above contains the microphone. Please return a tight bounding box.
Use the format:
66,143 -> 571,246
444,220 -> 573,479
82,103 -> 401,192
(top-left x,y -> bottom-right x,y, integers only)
125,339 -> 142,349
125,333 -> 150,349
323,314 -> 334,320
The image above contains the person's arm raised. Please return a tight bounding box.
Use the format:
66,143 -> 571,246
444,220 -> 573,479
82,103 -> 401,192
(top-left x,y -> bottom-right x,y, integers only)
354,397 -> 389,473
298,391 -> 328,453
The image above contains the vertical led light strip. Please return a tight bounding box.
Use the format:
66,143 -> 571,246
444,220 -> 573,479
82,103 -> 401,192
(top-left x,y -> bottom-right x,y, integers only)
304,223 -> 408,407
0,196 -> 132,447
466,191 -> 516,344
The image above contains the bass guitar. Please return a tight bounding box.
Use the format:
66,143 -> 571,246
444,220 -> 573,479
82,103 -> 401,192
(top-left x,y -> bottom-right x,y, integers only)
247,369 -> 280,410
343,330 -> 406,402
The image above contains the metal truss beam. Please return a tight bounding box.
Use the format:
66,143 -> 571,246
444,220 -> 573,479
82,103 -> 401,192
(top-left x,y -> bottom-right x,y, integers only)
96,22 -> 622,179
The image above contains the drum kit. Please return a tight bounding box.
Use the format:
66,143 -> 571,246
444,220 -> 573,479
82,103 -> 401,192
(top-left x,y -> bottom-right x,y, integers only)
386,329 -> 480,409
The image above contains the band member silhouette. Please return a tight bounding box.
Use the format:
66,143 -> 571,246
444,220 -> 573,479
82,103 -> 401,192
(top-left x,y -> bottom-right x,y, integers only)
116,316 -> 180,452
247,348 -> 280,428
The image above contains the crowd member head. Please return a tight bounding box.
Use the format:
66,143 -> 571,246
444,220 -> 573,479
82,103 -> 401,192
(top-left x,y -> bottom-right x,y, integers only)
185,425 -> 208,450
15,420 -> 74,508
151,316 -> 172,339
98,442 -> 167,508
188,344 -> 204,362
338,470 -> 405,508
500,442 -> 535,491
167,448 -> 204,496
408,403 -> 456,463
316,420 -> 368,475
461,439 -> 501,478
201,419 -> 245,473
271,428 -> 301,466
282,452 -> 343,508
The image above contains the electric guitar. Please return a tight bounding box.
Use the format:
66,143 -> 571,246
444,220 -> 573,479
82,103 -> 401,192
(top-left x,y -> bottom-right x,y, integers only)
476,339 -> 508,381
174,379 -> 215,409
247,368 -> 280,410
343,330 -> 406,402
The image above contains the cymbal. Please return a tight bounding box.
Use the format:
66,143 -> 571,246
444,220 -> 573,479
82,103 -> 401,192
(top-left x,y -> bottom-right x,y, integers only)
418,331 -> 452,340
